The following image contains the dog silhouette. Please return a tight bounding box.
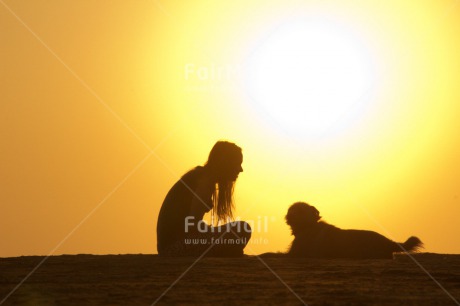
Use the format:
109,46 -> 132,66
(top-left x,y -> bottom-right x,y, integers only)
285,202 -> 423,259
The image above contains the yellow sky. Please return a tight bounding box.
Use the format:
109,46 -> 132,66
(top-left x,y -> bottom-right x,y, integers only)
1,0 -> 460,257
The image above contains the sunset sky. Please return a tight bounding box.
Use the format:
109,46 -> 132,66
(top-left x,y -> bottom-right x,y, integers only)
2,0 -> 460,257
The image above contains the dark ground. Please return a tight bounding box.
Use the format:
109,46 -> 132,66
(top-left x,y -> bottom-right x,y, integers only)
1,253 -> 459,305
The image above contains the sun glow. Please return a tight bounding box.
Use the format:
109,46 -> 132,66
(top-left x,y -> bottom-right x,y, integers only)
245,19 -> 376,138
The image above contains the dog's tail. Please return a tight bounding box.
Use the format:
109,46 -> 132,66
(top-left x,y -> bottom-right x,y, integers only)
400,236 -> 423,252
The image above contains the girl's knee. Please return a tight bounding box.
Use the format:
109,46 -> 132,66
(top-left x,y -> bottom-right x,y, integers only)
238,221 -> 252,240
215,221 -> 252,240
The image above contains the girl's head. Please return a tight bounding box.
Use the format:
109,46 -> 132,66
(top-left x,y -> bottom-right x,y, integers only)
206,141 -> 243,182
205,141 -> 243,223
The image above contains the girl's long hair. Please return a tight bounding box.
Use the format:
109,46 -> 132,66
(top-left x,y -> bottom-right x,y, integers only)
212,180 -> 235,224
205,141 -> 242,224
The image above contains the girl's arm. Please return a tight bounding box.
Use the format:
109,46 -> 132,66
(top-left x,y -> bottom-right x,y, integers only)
188,178 -> 213,231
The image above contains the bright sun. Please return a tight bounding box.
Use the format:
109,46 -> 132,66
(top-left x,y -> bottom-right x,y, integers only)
245,19 -> 376,138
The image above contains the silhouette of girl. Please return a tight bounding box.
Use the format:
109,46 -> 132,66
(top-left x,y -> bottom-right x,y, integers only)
157,141 -> 251,257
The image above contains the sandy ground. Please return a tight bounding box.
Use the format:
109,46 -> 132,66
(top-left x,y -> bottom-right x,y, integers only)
0,253 -> 459,305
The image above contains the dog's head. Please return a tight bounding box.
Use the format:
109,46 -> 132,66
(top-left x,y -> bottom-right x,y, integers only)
285,202 -> 321,235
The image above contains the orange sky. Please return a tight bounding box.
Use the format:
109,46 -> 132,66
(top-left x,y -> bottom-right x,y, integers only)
2,0 -> 460,257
